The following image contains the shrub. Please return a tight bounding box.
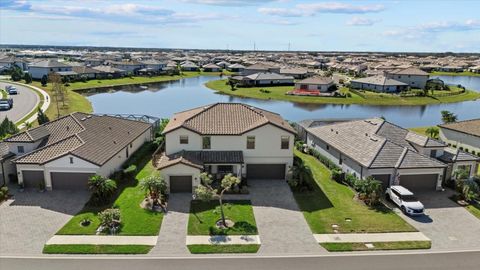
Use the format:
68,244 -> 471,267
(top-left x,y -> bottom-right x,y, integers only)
0,186 -> 8,201
140,173 -> 167,207
88,175 -> 117,206
456,179 -> 479,202
331,168 -> 344,183
123,165 -> 137,179
98,208 -> 121,234
295,140 -> 304,151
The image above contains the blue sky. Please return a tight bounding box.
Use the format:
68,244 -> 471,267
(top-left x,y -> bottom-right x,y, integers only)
1,0 -> 479,52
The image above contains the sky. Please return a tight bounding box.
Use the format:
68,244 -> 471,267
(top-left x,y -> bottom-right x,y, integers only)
1,0 -> 479,52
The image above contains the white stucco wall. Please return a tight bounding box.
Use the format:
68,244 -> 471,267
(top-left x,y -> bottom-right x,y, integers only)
28,66 -> 73,79
386,74 -> 428,89
439,128 -> 480,154
160,163 -> 201,193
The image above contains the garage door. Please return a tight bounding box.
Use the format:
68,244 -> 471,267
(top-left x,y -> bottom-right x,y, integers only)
51,172 -> 94,190
170,176 -> 192,193
399,174 -> 438,192
371,174 -> 391,190
246,164 -> 286,180
22,170 -> 44,189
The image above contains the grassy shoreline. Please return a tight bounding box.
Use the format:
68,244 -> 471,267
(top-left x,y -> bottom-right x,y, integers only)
429,71 -> 480,77
205,79 -> 480,106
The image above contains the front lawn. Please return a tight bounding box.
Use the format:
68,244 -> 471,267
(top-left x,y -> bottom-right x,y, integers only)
43,244 -> 152,254
293,150 -> 416,234
466,204 -> 480,220
320,241 -> 431,252
205,79 -> 480,106
57,144 -> 163,235
188,200 -> 258,235
187,244 -> 260,254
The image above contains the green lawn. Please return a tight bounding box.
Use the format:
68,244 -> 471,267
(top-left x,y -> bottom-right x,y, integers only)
187,244 -> 260,254
205,79 -> 480,106
466,204 -> 480,220
293,150 -> 416,234
56,144 -> 163,235
188,200 -> 258,235
408,126 -> 437,138
320,241 -> 431,252
43,244 -> 152,254
429,71 -> 480,77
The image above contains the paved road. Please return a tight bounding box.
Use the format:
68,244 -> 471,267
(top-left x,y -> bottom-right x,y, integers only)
0,81 -> 40,123
1,250 -> 479,270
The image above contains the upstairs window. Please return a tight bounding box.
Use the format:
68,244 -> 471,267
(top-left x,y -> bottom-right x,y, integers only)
69,157 -> 74,164
202,136 -> 211,149
180,135 -> 189,144
247,136 -> 255,149
430,150 -> 437,158
17,146 -> 25,153
281,136 -> 289,149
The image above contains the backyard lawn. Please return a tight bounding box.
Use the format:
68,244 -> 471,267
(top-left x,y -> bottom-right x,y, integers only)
466,204 -> 480,220
56,144 -> 164,236
43,244 -> 152,254
293,150 -> 416,234
205,79 -> 480,106
188,200 -> 258,235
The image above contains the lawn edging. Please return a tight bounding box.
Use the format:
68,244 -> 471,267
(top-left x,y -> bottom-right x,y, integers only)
187,244 -> 260,254
320,241 -> 431,252
43,244 -> 153,254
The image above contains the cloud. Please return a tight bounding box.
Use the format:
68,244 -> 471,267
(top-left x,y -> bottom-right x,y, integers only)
180,0 -> 277,6
346,17 -> 379,26
259,2 -> 385,17
384,19 -> 480,41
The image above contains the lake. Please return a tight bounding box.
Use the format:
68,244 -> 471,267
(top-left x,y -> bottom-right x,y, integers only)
84,75 -> 480,127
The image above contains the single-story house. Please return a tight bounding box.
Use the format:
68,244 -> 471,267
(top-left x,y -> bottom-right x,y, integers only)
439,118 -> 480,158
72,66 -> 101,79
92,65 -> 127,78
181,61 -> 200,71
227,63 -> 245,73
294,76 -> 335,92
279,68 -> 312,79
202,63 -> 222,72
242,63 -> 280,76
230,72 -> 294,87
0,113 -> 152,190
350,75 -> 409,92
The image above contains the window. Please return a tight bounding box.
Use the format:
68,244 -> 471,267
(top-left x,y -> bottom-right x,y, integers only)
430,149 -> 437,158
202,136 -> 211,149
17,146 -> 24,153
218,165 -> 233,173
180,135 -> 189,144
339,157 -> 343,165
281,136 -> 289,149
126,147 -> 129,158
326,144 -> 330,150
246,136 -> 255,149
130,143 -> 133,148
69,157 -> 74,164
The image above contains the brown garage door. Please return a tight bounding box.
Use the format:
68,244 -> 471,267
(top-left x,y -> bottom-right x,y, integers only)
51,172 -> 94,190
22,170 -> 44,189
399,174 -> 438,192
170,176 -> 192,193
246,164 -> 286,180
371,174 -> 391,190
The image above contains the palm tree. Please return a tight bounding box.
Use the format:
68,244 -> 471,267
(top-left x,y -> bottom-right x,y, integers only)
441,110 -> 457,124
88,175 -> 117,205
425,126 -> 439,138
140,173 -> 167,208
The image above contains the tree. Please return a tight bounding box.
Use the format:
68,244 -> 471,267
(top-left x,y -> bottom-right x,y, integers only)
49,73 -> 68,117
140,173 -> 167,209
0,117 -> 19,139
10,67 -> 23,81
425,126 -> 439,138
194,172 -> 240,228
23,73 -> 32,84
456,178 -> 479,202
441,110 -> 457,124
41,75 -> 48,86
228,80 -> 237,91
98,208 -> 121,234
37,108 -> 50,125
88,175 -> 117,205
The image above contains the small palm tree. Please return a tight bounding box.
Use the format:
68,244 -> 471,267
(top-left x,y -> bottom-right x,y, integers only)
88,175 -> 117,205
140,173 -> 167,208
425,126 -> 439,138
441,110 -> 457,124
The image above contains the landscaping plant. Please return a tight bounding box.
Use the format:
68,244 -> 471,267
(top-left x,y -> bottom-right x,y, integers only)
98,208 -> 121,234
456,178 -> 480,203
88,175 -> 117,206
139,173 -> 167,209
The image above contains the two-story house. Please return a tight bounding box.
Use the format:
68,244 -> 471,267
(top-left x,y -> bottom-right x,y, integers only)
28,59 -> 74,80
154,103 -> 296,193
385,67 -> 430,89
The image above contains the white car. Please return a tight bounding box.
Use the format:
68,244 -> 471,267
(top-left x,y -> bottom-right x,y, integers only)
7,86 -> 18,95
385,185 -> 424,216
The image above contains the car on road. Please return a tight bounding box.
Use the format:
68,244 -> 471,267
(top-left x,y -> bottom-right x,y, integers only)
6,85 -> 18,95
0,99 -> 13,110
385,185 -> 425,216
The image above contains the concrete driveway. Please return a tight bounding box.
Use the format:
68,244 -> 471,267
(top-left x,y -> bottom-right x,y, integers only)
249,180 -> 323,255
0,81 -> 40,123
0,187 -> 89,255
394,189 -> 480,250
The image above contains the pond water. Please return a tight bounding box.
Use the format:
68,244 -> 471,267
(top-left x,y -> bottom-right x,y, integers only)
84,75 -> 480,127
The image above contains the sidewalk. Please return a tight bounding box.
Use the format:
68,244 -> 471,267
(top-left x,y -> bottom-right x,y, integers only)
46,235 -> 158,245
186,235 -> 261,245
314,232 -> 430,243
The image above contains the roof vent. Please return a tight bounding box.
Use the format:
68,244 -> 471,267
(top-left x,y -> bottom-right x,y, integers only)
370,137 -> 378,142
365,133 -> 368,136
81,117 -> 86,121
87,115 -> 92,118
66,126 -> 70,131
113,140 -> 117,144
335,131 -> 338,134
109,126 -> 112,130
330,128 -> 333,132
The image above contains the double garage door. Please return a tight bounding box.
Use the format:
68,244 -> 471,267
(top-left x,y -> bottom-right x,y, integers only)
21,170 -> 94,190
371,173 -> 438,192
246,164 -> 286,180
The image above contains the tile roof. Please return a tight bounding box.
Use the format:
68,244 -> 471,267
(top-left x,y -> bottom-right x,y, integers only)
10,113 -> 151,166
296,76 -> 333,85
163,103 -> 296,135
29,60 -> 71,68
155,150 -> 244,170
439,118 -> 480,138
351,75 -> 408,86
245,72 -> 294,81
387,67 -> 429,76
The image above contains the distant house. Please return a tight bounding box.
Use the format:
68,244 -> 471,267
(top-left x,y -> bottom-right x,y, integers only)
140,59 -> 167,72
72,66 -> 101,79
227,63 -> 245,73
230,72 -> 294,87
294,76 -> 335,92
0,56 -> 28,71
279,67 -> 312,79
350,75 -> 408,92
110,61 -> 145,74
92,65 -> 127,78
28,60 -> 73,80
83,58 -> 104,67
216,61 -> 230,69
385,67 -> 430,89
202,63 -> 221,72
242,63 -> 280,75
438,66 -> 464,72
468,65 -> 480,73
181,61 -> 200,71
439,119 -> 480,158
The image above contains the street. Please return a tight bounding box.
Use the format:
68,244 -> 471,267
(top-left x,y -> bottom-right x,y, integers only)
0,81 -> 40,123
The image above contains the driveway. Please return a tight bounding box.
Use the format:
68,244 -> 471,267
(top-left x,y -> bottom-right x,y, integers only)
249,180 -> 323,255
0,187 -> 89,255
0,81 -> 40,123
393,189 -> 480,250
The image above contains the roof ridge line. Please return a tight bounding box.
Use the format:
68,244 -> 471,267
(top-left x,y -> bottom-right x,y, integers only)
395,147 -> 409,168
12,134 -> 82,163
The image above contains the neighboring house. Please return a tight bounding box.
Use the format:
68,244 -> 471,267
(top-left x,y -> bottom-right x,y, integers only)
140,59 -> 167,72
230,72 -> 294,87
72,66 -> 100,79
227,63 -> 245,73
385,67 -> 430,89
280,67 -> 312,79
181,61 -> 200,71
92,65 -> 127,78
242,63 -> 280,75
216,61 -> 230,69
439,119 -> 480,157
202,63 -> 221,72
0,56 -> 28,71
302,118 -> 478,191
350,75 -> 408,92
110,61 -> 145,74
28,60 -> 73,79
83,58 -> 105,66
294,76 -> 335,92
154,103 -> 296,193
0,113 -> 152,190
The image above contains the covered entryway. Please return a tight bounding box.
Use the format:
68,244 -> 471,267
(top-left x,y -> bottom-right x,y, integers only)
371,174 -> 391,190
22,170 -> 44,189
169,176 -> 192,193
399,174 -> 438,191
246,164 -> 286,180
51,172 -> 94,190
